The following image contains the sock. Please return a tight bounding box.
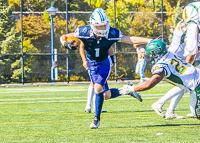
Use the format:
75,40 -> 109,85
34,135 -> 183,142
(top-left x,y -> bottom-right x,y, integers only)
86,84 -> 94,108
93,94 -> 96,110
189,91 -> 196,114
168,92 -> 184,111
160,86 -> 183,103
95,92 -> 104,120
110,88 -> 121,99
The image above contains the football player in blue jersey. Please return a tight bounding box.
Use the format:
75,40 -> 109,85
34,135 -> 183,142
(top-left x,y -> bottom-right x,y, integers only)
60,8 -> 151,129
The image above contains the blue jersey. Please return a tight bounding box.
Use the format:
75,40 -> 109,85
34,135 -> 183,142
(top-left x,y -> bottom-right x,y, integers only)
74,25 -> 123,62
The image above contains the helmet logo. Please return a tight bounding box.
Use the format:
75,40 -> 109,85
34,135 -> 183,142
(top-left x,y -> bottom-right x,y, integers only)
111,29 -> 116,36
82,27 -> 88,34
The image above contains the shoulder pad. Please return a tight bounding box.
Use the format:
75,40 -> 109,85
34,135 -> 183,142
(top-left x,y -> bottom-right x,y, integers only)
152,67 -> 164,75
108,27 -> 123,40
75,25 -> 91,38
151,64 -> 168,76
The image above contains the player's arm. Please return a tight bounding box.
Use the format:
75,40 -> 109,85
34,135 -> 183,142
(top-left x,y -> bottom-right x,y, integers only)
79,41 -> 88,69
185,23 -> 199,64
119,70 -> 165,94
186,49 -> 198,64
120,35 -> 151,44
60,33 -> 78,50
109,46 -> 114,56
108,46 -> 116,64
134,71 -> 165,91
184,23 -> 199,58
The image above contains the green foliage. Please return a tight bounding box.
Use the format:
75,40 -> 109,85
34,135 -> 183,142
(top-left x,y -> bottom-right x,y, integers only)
16,15 -> 51,41
124,0 -> 146,11
106,1 -> 132,35
0,3 -> 15,41
43,11 -> 50,23
168,1 -> 183,42
11,39 -> 39,80
0,1 -> 21,82
9,0 -> 51,11
9,0 -> 92,11
130,8 -> 162,38
84,0 -> 108,9
1,27 -> 21,54
4,0 -> 197,82
70,75 -> 85,81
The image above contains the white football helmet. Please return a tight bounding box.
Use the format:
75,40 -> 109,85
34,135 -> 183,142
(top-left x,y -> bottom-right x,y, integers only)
89,8 -> 110,37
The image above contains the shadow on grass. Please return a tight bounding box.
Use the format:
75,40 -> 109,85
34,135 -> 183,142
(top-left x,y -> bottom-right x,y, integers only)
112,124 -> 200,129
105,109 -> 155,113
143,124 -> 200,128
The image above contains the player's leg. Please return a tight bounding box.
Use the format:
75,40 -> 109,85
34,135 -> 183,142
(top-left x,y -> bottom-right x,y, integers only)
92,94 -> 96,113
90,83 -> 104,129
152,86 -> 184,118
89,57 -> 111,129
165,92 -> 185,119
193,86 -> 200,119
187,90 -> 197,117
135,61 -> 140,78
92,82 -> 109,113
103,82 -> 142,102
140,60 -> 146,82
103,82 -> 121,100
85,81 -> 95,113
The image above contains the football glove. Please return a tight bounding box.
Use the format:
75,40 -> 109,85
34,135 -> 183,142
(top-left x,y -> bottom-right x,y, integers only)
119,85 -> 134,95
64,40 -> 78,50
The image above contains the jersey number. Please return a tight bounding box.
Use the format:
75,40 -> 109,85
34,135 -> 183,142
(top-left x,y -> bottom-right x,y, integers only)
184,8 -> 188,20
170,59 -> 187,74
95,48 -> 100,57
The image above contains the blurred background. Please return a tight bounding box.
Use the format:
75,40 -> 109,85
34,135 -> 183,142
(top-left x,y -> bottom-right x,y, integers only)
0,0 -> 199,84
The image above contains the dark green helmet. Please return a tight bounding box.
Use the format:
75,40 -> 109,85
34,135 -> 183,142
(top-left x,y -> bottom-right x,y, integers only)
146,40 -> 168,63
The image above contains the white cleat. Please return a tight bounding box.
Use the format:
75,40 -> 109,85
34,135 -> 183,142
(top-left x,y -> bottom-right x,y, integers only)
151,101 -> 165,118
165,108 -> 185,119
187,113 -> 197,118
90,117 -> 100,129
85,106 -> 91,113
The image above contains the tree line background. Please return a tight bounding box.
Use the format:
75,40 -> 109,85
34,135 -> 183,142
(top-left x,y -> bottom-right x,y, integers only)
0,0 -> 198,83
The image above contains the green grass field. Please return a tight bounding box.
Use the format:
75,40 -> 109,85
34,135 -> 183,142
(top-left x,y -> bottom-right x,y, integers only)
0,83 -> 199,142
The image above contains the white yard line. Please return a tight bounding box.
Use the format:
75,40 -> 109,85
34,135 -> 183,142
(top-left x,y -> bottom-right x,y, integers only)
0,94 -> 166,101
0,89 -> 87,93
0,95 -> 189,104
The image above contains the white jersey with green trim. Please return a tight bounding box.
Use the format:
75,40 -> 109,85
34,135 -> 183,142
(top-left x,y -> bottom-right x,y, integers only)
183,2 -> 200,26
168,21 -> 186,54
169,34 -> 200,62
151,52 -> 200,90
168,20 -> 200,62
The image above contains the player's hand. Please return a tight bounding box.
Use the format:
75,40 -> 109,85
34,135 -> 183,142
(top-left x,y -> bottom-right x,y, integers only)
119,85 -> 132,95
83,61 -> 88,70
64,40 -> 78,50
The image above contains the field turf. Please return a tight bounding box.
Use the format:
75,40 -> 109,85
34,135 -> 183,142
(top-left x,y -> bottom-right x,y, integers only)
0,83 -> 199,142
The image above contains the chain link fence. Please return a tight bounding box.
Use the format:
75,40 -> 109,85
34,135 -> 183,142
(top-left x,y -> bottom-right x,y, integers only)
2,6 -> 197,83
